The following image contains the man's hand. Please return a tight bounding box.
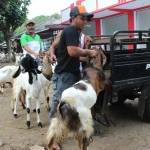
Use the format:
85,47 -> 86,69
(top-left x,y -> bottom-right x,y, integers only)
88,50 -> 98,58
50,54 -> 57,64
33,52 -> 39,58
46,51 -> 57,64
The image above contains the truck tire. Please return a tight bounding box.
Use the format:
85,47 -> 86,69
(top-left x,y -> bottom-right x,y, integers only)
139,84 -> 150,122
111,90 -> 127,105
117,89 -> 139,105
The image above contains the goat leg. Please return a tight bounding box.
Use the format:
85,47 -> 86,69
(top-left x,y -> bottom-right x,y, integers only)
36,98 -> 43,128
100,87 -> 115,127
19,90 -> 26,110
26,96 -> 31,129
46,96 -> 51,112
0,84 -> 4,94
77,132 -> 90,150
78,137 -> 89,150
13,96 -> 19,118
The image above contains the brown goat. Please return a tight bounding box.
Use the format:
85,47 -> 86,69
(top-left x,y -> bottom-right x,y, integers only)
88,47 -> 106,70
85,50 -> 114,128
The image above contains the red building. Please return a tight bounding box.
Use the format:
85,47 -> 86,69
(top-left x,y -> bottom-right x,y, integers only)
60,0 -> 150,36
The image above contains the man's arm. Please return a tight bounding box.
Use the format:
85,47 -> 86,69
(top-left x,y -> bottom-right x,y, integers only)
65,28 -> 97,58
79,35 -> 92,62
67,46 -> 97,58
50,31 -> 62,54
80,56 -> 89,62
47,31 -> 62,63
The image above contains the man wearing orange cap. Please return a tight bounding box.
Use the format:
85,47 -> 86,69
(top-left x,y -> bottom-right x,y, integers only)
49,5 -> 97,121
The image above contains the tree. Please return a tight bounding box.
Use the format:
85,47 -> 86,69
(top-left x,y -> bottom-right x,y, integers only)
49,13 -> 61,21
0,32 -> 4,43
0,0 -> 30,54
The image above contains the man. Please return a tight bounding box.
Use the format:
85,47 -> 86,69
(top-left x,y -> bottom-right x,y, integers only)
49,31 -> 92,64
20,20 -> 41,58
49,5 -> 98,119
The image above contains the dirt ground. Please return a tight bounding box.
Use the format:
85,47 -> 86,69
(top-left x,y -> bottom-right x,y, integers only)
1,67 -> 150,150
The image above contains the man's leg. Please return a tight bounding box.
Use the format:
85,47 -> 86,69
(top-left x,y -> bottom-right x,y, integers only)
49,72 -> 80,119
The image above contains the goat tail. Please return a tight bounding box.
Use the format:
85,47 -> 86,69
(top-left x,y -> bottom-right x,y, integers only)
12,66 -> 21,78
58,101 -> 81,131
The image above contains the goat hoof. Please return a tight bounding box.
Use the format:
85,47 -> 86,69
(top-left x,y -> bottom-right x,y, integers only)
22,105 -> 26,110
26,121 -> 31,129
13,114 -> 18,118
93,120 -> 103,135
38,122 -> 43,128
47,107 -> 51,112
94,127 -> 103,136
33,109 -> 36,113
95,114 -> 111,127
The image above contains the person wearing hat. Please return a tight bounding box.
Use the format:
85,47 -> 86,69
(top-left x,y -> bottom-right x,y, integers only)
49,5 -> 98,120
20,20 -> 41,58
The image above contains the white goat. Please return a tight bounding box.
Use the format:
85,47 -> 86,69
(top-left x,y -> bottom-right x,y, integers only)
13,72 -> 44,128
0,65 -> 19,93
0,52 -> 5,62
13,54 -> 52,128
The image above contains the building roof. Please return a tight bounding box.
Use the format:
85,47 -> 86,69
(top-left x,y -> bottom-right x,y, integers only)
94,0 -> 150,19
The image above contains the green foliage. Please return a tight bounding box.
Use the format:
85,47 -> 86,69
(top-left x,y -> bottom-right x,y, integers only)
0,32 -> 4,43
0,0 -> 31,32
15,13 -> 61,35
0,0 -> 31,53
49,13 -> 61,21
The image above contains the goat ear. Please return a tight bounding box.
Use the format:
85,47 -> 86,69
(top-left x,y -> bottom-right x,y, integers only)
12,66 -> 21,78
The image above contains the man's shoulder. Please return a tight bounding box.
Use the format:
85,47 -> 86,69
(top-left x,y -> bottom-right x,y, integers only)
21,33 -> 40,38
21,33 -> 27,38
35,34 -> 40,38
63,25 -> 77,33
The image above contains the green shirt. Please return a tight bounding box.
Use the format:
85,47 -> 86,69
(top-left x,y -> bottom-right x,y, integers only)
20,33 -> 41,57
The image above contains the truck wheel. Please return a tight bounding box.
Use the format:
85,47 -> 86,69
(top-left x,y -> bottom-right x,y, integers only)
139,85 -> 150,122
111,91 -> 126,105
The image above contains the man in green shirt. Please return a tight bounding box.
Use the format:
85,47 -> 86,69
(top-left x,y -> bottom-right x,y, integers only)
20,20 -> 41,58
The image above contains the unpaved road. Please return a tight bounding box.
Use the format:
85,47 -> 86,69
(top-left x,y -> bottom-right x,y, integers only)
1,84 -> 150,149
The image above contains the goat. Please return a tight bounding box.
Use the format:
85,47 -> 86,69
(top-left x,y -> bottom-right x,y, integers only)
46,67 -> 105,150
88,48 -> 114,127
36,55 -> 53,110
0,64 -> 26,109
13,54 -> 53,128
0,65 -> 20,94
12,54 -> 53,113
0,52 -> 5,62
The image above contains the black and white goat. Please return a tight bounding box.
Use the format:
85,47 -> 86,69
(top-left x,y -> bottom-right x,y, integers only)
46,67 -> 105,150
13,54 -> 50,128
